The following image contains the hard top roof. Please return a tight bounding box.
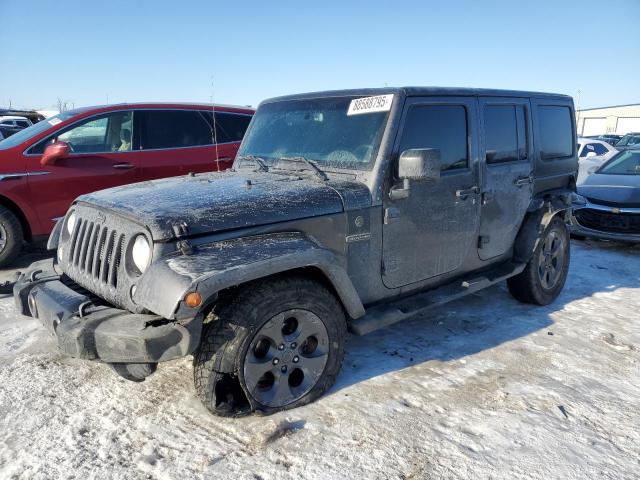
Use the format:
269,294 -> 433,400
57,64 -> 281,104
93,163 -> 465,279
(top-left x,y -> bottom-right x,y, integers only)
264,86 -> 572,104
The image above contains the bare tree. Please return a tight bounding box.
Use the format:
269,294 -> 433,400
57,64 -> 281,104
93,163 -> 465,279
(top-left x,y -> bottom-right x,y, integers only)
56,98 -> 74,112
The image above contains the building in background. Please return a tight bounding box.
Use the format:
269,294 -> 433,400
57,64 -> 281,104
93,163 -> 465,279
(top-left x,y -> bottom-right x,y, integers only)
576,103 -> 640,136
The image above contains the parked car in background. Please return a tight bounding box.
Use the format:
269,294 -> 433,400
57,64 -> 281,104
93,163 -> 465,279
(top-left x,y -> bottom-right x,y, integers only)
585,134 -> 623,146
571,148 -> 640,242
0,102 -> 254,266
576,137 -> 618,184
0,116 -> 33,139
0,108 -> 45,125
615,132 -> 640,150
0,116 -> 33,129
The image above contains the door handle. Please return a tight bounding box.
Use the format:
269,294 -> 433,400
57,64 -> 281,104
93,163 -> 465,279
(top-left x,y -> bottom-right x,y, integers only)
514,175 -> 533,186
455,186 -> 480,199
216,157 -> 233,162
113,163 -> 135,170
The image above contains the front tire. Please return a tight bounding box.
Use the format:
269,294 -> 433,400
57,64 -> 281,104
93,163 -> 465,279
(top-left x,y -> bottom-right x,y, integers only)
508,216 -> 570,305
193,276 -> 346,416
0,205 -> 24,268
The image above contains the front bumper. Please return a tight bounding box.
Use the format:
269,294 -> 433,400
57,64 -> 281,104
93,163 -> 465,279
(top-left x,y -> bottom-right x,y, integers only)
14,259 -> 201,363
570,201 -> 640,243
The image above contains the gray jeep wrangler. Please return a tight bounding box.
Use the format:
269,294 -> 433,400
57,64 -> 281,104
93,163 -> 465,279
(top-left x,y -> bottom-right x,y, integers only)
14,88 -> 578,416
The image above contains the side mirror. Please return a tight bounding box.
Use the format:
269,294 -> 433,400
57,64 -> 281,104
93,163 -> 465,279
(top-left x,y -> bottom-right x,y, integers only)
399,148 -> 441,181
390,148 -> 441,200
41,142 -> 70,166
585,151 -> 597,158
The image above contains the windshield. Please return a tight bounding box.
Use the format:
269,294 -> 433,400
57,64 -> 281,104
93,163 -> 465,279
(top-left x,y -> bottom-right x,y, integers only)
616,134 -> 640,147
237,96 -> 392,170
0,111 -> 77,150
597,150 -> 640,175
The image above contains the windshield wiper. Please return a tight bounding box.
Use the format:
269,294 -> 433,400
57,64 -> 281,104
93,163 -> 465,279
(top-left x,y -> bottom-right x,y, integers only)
235,155 -> 269,172
276,156 -> 328,181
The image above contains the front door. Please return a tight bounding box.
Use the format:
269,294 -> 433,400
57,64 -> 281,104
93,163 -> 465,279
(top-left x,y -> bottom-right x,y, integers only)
27,110 -> 139,230
382,97 -> 480,288
478,98 -> 533,260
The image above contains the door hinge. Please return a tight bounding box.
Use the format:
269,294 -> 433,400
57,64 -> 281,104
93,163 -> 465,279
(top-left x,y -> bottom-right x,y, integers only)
482,192 -> 494,205
384,207 -> 401,224
478,236 -> 490,248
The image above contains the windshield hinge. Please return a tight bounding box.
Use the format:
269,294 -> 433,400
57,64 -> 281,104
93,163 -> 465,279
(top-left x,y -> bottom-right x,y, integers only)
177,240 -> 195,255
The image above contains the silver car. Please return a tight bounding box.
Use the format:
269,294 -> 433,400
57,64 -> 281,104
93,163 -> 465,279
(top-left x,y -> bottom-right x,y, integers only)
571,148 -> 640,242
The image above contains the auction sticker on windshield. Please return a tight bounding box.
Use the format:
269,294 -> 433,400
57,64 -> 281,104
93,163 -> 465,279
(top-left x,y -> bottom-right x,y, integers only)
347,94 -> 394,116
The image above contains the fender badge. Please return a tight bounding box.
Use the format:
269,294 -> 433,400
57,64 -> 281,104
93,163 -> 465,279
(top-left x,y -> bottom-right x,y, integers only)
611,208 -> 621,214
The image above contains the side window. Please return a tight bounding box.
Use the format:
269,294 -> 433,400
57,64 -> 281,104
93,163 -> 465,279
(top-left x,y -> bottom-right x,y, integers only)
31,111 -> 133,154
16,120 -> 30,128
484,105 -> 528,164
399,105 -> 468,172
200,112 -> 252,143
538,106 -> 573,159
591,143 -> 609,156
139,110 -> 213,150
580,143 -> 608,157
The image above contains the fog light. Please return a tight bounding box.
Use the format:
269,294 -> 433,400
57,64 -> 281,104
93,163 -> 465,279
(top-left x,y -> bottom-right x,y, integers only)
185,292 -> 202,308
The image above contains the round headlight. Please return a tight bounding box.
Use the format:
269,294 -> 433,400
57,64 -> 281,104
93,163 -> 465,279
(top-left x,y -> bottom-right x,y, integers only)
66,212 -> 76,236
131,235 -> 151,273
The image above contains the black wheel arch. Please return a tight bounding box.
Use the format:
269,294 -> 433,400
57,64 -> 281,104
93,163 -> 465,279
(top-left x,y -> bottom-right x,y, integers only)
513,189 -> 573,264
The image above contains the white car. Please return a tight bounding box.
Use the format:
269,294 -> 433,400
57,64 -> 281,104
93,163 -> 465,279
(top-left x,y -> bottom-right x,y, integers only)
0,115 -> 33,130
576,137 -> 618,184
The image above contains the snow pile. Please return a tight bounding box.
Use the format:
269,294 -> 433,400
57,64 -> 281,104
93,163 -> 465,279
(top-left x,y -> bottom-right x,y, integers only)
0,240 -> 638,479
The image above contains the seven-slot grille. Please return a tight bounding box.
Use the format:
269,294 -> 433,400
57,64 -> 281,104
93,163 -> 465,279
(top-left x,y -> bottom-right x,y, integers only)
67,217 -> 126,288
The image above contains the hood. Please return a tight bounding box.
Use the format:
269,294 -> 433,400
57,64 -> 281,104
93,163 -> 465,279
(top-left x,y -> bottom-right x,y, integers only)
77,171 -> 370,240
578,173 -> 640,207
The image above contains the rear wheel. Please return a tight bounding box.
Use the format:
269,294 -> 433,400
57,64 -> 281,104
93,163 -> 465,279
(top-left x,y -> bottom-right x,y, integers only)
193,276 -> 346,416
0,205 -> 24,268
508,216 -> 570,305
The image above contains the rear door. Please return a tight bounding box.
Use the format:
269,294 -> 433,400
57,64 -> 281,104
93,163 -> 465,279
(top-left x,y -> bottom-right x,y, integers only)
382,97 -> 480,288
200,110 -> 252,171
478,98 -> 533,260
26,110 -> 139,228
135,109 -> 250,179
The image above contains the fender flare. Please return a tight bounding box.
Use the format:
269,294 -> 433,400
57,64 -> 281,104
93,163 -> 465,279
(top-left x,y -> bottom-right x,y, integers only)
513,190 -> 572,263
135,232 -> 365,320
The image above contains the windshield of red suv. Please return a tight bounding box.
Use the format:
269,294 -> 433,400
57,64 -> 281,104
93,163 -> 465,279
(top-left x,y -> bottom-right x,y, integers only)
0,111 -> 78,150
237,95 -> 392,170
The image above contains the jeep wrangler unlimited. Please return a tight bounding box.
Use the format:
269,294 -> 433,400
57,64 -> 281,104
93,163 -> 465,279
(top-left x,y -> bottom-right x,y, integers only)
14,88 -> 578,416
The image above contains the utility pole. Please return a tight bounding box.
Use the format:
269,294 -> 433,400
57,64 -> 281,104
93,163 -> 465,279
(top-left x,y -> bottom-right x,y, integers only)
576,89 -> 582,135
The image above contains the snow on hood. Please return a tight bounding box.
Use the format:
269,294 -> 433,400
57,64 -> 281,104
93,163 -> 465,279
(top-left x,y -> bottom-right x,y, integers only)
578,173 -> 640,207
76,171 -> 353,241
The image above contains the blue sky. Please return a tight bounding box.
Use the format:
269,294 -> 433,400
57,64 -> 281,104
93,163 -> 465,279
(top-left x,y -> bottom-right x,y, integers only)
1,0 -> 638,111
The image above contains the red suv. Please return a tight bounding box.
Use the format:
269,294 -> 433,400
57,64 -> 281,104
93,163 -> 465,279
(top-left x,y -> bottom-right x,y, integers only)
0,103 -> 254,266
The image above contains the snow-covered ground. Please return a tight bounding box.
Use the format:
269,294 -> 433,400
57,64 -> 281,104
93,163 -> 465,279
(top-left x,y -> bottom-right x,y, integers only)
0,240 -> 638,480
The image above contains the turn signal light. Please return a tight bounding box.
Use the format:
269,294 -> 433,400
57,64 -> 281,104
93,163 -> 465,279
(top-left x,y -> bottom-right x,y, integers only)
185,292 -> 203,308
